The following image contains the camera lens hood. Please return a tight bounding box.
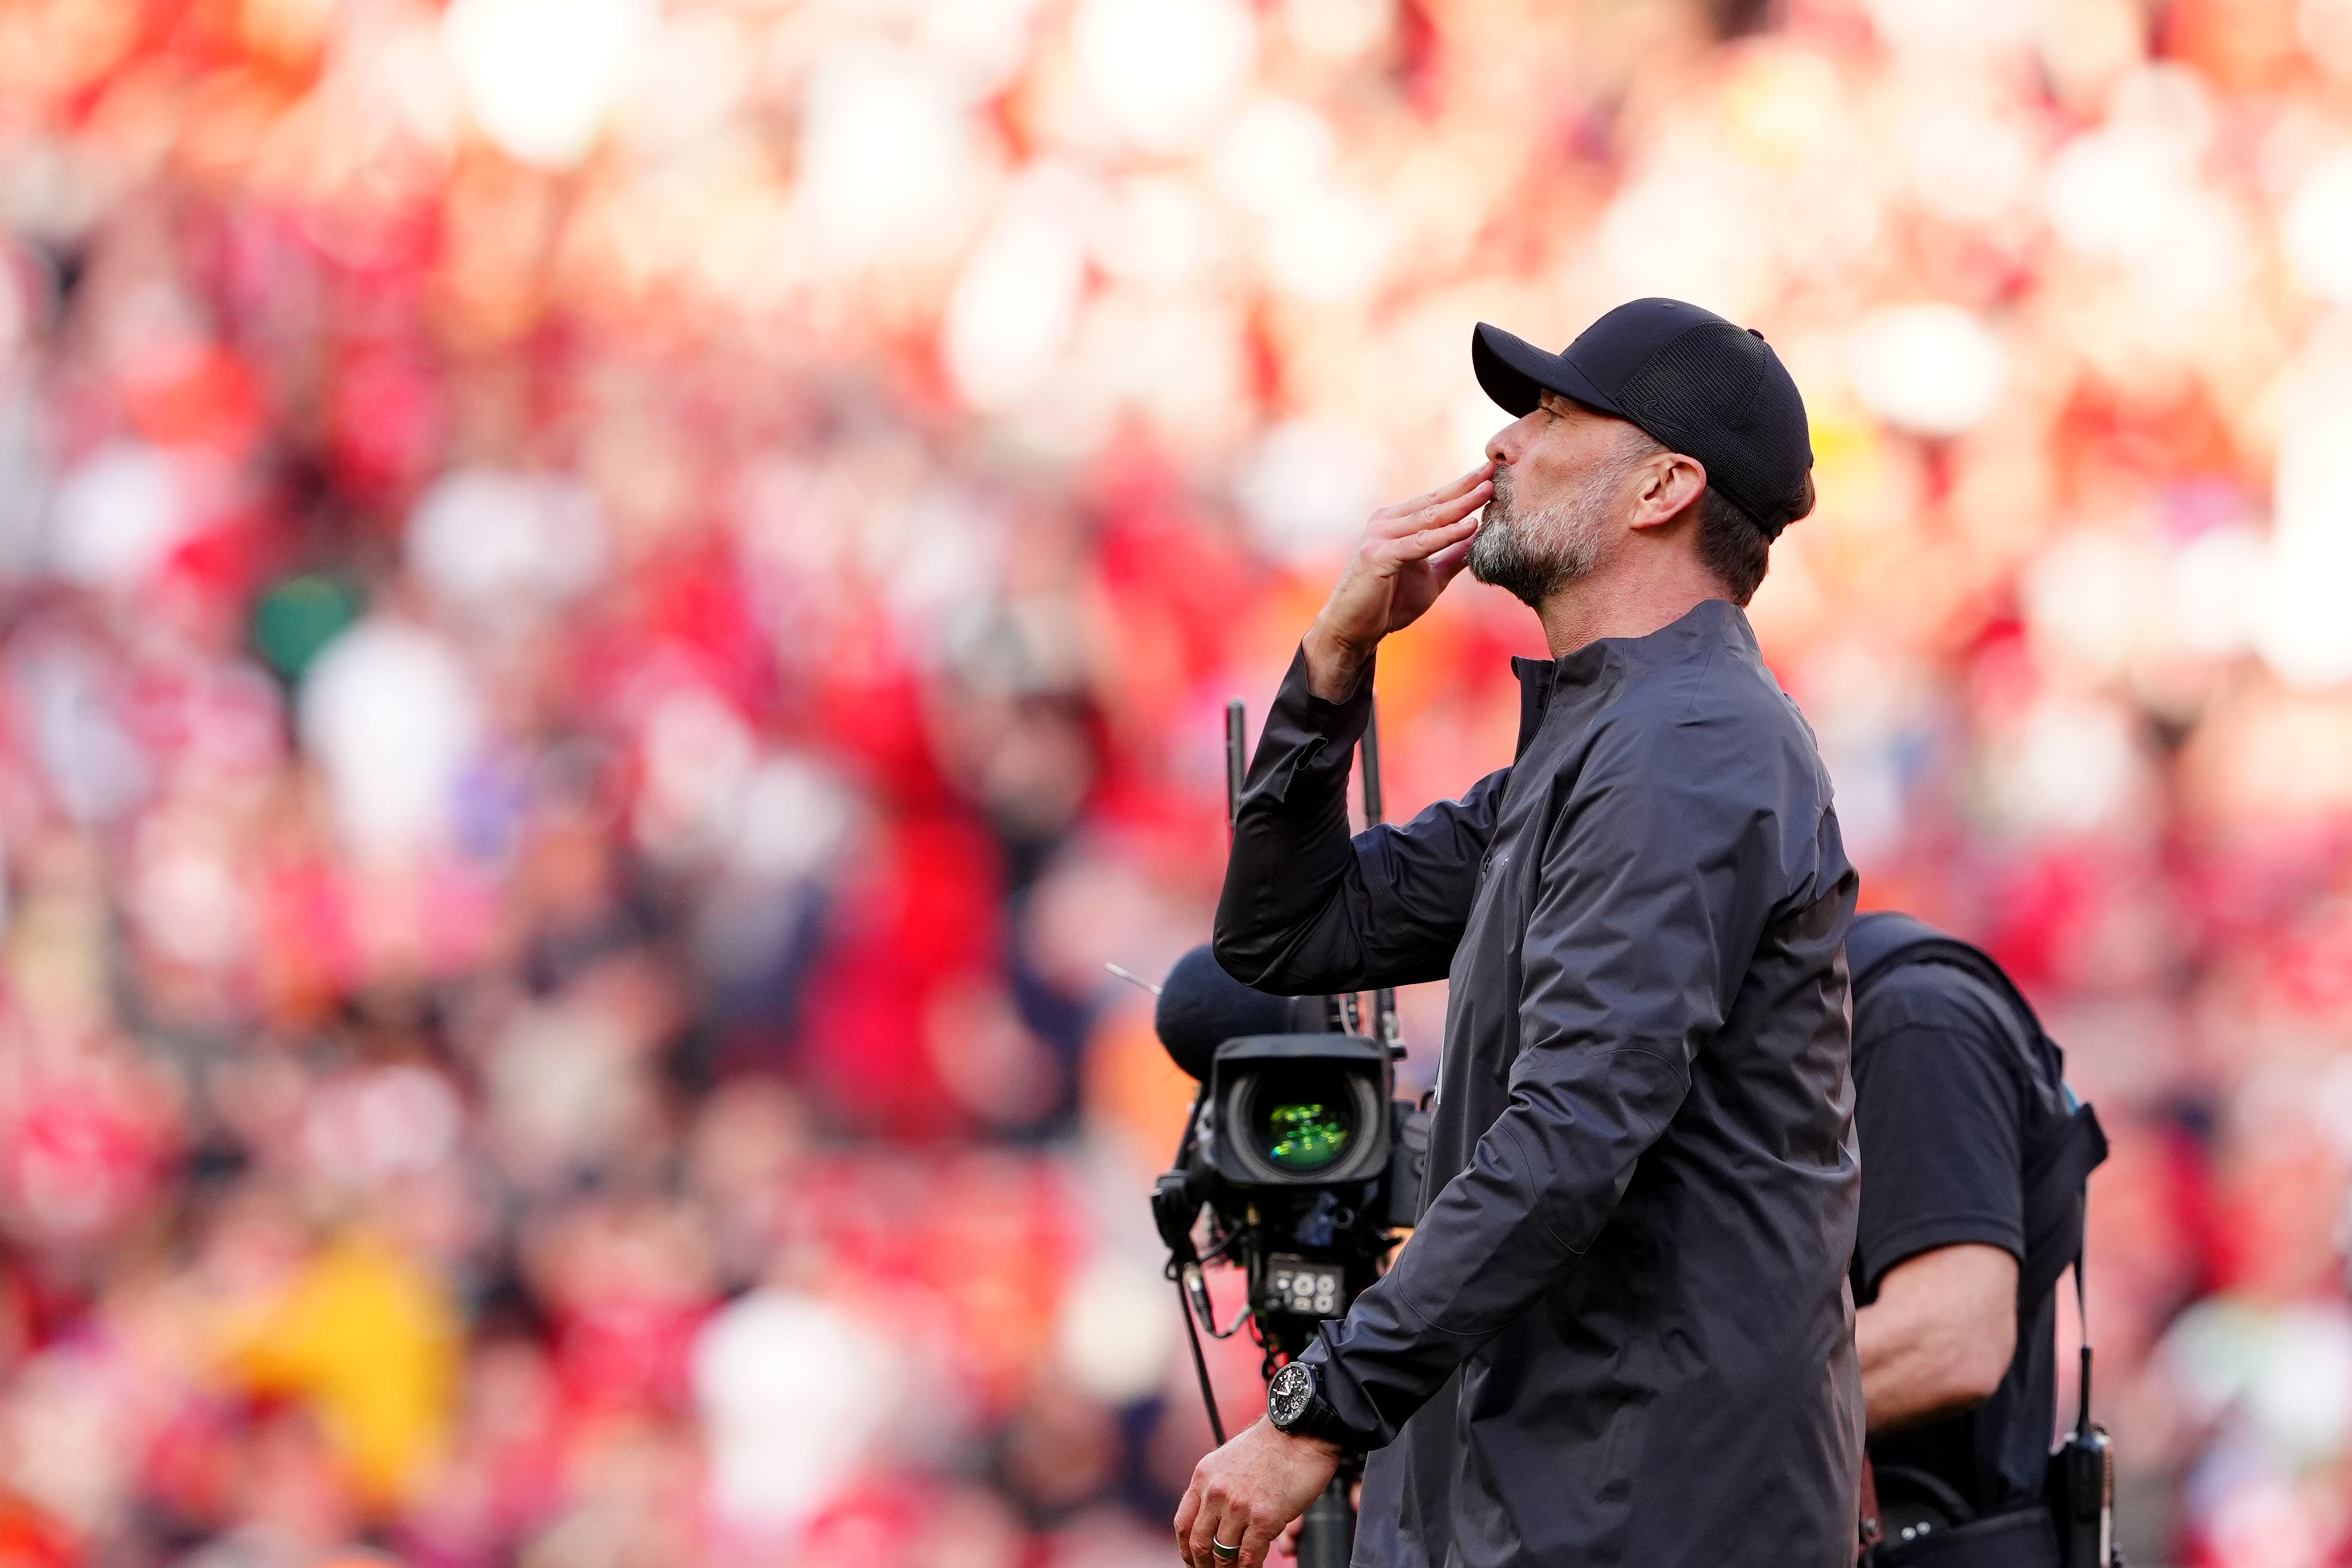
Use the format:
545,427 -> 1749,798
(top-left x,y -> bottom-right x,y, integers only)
1204,1033 -> 1393,1189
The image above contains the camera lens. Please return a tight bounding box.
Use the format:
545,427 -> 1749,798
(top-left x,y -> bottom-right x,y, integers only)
1250,1070 -> 1356,1172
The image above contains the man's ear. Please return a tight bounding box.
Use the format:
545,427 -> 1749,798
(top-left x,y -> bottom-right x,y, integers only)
1628,452 -> 1708,532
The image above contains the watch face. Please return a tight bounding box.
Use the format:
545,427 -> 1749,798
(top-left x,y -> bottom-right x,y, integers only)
1269,1363 -> 1314,1428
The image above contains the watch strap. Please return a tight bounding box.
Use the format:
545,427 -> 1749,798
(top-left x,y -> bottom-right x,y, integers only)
1271,1362 -> 1353,1446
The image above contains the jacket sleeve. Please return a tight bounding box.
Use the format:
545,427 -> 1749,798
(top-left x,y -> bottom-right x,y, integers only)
1215,645 -> 1503,994
1300,711 -> 1800,1447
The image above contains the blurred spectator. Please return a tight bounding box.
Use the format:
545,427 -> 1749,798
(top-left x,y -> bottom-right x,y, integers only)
0,0 -> 2341,1562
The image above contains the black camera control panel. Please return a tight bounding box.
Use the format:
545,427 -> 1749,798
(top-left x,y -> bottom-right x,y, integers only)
1263,1254 -> 1345,1317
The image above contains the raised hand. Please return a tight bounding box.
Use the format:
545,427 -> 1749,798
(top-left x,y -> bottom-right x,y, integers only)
1300,462 -> 1494,700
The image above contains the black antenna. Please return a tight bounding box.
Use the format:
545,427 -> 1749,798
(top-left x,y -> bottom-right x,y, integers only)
1362,701 -> 1402,1056
1225,698 -> 1246,837
2074,1245 -> 2093,1436
1199,698 -> 1247,1445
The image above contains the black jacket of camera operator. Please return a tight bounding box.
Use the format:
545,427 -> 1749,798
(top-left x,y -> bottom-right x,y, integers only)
1216,602 -> 1862,1568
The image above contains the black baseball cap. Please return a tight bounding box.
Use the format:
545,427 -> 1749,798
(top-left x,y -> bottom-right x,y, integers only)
1472,298 -> 1814,539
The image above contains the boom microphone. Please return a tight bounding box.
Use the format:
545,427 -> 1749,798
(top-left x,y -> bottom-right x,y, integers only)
1154,944 -> 1322,1079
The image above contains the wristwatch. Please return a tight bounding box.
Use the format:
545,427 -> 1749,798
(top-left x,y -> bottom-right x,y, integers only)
1267,1361 -> 1345,1443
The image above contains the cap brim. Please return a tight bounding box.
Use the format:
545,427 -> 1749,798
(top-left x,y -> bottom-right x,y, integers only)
1471,322 -> 1627,421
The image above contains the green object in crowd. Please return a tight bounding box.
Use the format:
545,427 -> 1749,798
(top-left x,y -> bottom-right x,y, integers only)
253,573 -> 362,682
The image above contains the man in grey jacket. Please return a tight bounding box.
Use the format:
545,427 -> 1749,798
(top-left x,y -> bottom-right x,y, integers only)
1175,299 -> 1863,1568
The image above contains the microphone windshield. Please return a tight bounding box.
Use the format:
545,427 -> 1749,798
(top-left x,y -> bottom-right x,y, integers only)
1154,944 -> 1306,1079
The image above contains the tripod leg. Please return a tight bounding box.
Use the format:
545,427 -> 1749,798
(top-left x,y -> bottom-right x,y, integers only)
1294,1475 -> 1354,1568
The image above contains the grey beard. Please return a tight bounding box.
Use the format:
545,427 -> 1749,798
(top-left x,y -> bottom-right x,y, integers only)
1468,467 -> 1608,609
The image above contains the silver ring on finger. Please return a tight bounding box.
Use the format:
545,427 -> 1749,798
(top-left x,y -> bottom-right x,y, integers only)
1212,1541 -> 1242,1559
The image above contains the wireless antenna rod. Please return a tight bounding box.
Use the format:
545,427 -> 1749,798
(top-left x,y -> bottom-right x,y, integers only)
1104,962 -> 1163,997
1362,700 -> 1402,1056
1225,698 -> 1247,837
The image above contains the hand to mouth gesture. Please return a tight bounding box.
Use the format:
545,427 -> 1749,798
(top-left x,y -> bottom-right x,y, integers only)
1300,462 -> 1494,701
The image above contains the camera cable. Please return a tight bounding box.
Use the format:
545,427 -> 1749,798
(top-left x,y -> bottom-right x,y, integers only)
1178,1273 -> 1228,1446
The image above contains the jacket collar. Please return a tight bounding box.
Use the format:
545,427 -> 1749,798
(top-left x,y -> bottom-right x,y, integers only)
1510,656 -> 1553,757
1508,599 -> 1755,757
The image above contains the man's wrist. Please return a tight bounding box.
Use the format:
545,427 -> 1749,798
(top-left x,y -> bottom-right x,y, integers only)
1300,626 -> 1373,703
1263,1419 -> 1342,1459
1267,1359 -> 1357,1450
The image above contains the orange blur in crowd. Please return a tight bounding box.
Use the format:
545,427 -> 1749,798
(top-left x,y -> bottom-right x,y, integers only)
0,0 -> 2344,1564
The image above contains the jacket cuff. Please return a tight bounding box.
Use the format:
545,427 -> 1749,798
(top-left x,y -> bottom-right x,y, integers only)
1251,644 -> 1378,804
1296,1331 -> 1398,1452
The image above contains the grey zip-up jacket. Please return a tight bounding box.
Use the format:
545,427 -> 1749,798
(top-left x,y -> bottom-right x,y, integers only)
1215,599 -> 1863,1568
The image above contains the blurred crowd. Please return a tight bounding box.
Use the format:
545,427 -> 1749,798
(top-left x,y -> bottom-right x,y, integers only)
0,0 -> 2349,1563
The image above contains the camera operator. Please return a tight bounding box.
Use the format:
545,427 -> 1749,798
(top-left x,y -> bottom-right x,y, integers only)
1848,911 -> 2109,1566
1175,299 -> 1863,1568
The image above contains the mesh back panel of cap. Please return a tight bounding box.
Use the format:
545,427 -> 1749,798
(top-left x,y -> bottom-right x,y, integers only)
1614,322 -> 1811,533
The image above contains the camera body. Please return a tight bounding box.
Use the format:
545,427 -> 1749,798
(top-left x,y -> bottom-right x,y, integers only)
1155,1029 -> 1427,1361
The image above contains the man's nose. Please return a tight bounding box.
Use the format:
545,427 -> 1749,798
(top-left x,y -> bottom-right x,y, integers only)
1486,408 -> 1540,464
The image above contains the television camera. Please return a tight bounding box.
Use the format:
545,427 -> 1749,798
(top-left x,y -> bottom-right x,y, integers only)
1147,947 -> 1425,1382
1136,700 -> 1428,1568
